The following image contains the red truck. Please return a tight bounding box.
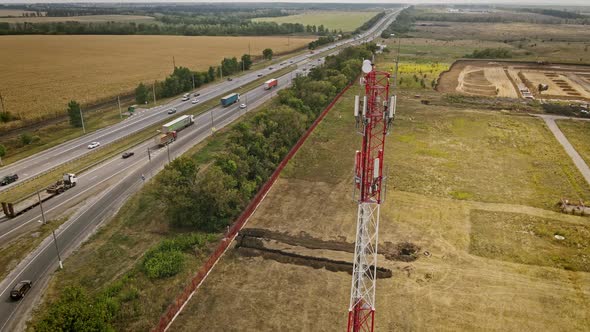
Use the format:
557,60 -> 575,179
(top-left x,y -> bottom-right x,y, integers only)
264,78 -> 278,90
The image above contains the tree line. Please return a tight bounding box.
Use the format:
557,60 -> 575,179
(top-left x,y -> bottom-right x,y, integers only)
134,53 -> 255,104
153,43 -> 374,232
0,21 -> 307,36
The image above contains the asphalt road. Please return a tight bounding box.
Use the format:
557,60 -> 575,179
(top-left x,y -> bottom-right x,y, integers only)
0,10 -> 397,193
0,10 -> 400,331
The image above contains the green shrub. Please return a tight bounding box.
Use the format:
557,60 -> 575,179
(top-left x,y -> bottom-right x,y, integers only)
143,249 -> 185,279
464,48 -> 512,59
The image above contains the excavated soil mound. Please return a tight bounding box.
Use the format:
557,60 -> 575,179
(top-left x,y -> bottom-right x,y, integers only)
381,242 -> 421,262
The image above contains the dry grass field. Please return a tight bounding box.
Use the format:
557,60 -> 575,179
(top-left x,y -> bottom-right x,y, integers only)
253,11 -> 379,32
169,88 -> 590,330
0,9 -> 42,17
0,14 -> 154,23
0,35 -> 314,128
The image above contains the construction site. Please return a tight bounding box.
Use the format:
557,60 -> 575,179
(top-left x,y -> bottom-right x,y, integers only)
437,60 -> 590,101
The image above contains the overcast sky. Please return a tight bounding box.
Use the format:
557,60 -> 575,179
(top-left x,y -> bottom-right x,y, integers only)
1,0 -> 589,5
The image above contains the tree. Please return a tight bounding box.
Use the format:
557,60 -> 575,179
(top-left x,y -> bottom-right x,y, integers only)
241,54 -> 253,70
0,144 -> 5,166
135,83 -> 149,104
262,48 -> 273,60
67,100 -> 82,127
207,66 -> 216,82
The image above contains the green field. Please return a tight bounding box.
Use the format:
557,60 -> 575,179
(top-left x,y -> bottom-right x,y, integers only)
254,11 -> 379,32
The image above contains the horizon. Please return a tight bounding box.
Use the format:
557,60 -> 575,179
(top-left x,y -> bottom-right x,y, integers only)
0,0 -> 589,6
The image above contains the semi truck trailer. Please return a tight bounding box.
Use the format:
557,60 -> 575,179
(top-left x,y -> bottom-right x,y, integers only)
162,115 -> 194,133
220,93 -> 240,107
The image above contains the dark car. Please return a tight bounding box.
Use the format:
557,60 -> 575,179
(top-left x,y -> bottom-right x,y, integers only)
257,74 -> 263,77
0,174 -> 18,186
10,280 -> 32,300
227,77 -> 233,81
122,152 -> 134,159
167,108 -> 177,114
194,93 -> 200,97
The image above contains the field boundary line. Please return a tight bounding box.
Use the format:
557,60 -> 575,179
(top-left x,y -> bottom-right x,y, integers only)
153,80 -> 355,332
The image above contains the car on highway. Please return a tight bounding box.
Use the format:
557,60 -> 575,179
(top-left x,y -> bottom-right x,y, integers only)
257,73 -> 263,77
227,77 -> 233,81
10,280 -> 32,300
194,93 -> 200,97
239,103 -> 247,109
122,152 -> 134,159
191,99 -> 199,104
167,108 -> 177,114
0,174 -> 18,186
87,142 -> 100,149
269,67 -> 273,70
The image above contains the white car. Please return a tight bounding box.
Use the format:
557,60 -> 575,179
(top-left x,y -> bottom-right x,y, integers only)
239,103 -> 247,109
88,142 -> 100,149
192,99 -> 199,104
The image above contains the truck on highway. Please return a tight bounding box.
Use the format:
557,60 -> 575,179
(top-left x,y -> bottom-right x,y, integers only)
162,115 -> 194,133
220,93 -> 240,107
154,115 -> 194,147
47,173 -> 77,194
264,79 -> 278,90
155,131 -> 177,147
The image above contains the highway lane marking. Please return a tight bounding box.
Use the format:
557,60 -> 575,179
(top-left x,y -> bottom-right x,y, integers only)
0,157 -> 146,242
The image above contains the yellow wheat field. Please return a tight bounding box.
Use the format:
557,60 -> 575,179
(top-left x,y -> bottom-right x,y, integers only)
0,35 -> 315,128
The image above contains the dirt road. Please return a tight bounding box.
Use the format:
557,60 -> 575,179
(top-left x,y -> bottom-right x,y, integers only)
536,114 -> 590,186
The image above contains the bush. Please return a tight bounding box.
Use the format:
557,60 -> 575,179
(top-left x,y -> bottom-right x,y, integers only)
143,249 -> 185,279
464,48 -> 512,59
19,132 -> 33,145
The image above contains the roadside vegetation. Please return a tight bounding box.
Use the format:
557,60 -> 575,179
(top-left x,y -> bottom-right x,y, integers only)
30,43 -> 375,331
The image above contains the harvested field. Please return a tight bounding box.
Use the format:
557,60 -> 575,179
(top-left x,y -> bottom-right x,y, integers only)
169,85 -> 590,331
0,35 -> 314,129
0,9 -> 43,17
438,60 -> 590,101
0,14 -> 154,23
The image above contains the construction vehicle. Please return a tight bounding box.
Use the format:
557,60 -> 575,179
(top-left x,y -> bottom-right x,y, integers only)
46,173 -> 77,194
220,93 -> 240,107
264,79 -> 278,90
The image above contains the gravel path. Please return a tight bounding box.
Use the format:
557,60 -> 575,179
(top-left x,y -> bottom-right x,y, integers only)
536,114 -> 590,186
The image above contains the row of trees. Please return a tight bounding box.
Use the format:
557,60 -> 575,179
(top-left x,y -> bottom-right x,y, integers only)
134,52 -> 259,104
308,35 -> 335,50
354,11 -> 386,34
464,48 -> 513,59
0,21 -> 307,36
153,43 -> 374,232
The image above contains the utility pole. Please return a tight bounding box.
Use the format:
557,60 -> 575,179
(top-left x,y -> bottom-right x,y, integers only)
117,95 -> 122,119
192,74 -> 195,90
210,109 -> 214,133
166,143 -> 171,163
0,91 -> 6,114
153,82 -> 157,105
38,189 -> 63,270
248,42 -> 251,56
79,106 -> 86,134
147,146 -> 151,161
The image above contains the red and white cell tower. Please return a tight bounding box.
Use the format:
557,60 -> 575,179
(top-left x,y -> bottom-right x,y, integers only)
348,59 -> 396,332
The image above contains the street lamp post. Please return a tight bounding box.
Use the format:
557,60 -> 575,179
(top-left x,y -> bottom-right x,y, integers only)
166,143 -> 171,163
37,189 -> 63,269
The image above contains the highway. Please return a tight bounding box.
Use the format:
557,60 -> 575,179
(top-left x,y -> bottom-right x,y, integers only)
0,9 -> 401,331
0,10 -> 397,193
